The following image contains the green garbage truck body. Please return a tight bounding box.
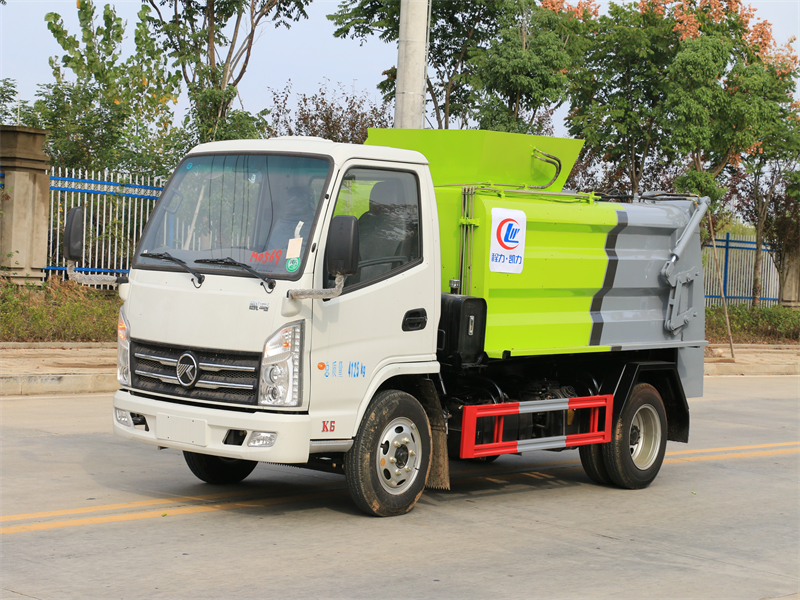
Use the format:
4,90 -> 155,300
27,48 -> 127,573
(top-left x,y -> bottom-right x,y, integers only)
106,129 -> 706,517
367,129 -> 706,397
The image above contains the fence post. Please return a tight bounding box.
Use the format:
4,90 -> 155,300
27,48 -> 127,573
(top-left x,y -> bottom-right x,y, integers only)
0,126 -> 50,286
779,238 -> 800,309
722,232 -> 730,301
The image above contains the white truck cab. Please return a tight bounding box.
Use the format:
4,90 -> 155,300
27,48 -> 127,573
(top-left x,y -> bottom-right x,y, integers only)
113,137 -> 441,472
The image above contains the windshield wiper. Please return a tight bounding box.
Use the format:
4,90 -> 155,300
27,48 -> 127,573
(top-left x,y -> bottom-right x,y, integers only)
140,252 -> 205,288
195,257 -> 277,293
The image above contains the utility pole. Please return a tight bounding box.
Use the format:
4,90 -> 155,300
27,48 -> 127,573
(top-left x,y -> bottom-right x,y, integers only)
394,0 -> 430,129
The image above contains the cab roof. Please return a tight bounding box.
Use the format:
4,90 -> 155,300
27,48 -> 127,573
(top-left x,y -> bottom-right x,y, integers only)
187,136 -> 429,167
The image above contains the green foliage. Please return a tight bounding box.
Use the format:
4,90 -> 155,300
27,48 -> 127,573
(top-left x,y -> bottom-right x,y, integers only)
0,79 -> 37,126
665,34 -> 787,177
46,2 -> 180,128
146,0 -> 311,143
471,3 -> 572,134
705,305 -> 800,344
42,1 -> 186,175
0,278 -> 122,343
567,2 -> 680,195
329,0 -> 504,128
30,81 -> 129,170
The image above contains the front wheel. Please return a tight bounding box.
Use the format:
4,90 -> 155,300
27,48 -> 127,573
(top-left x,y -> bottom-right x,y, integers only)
345,390 -> 432,517
183,451 -> 258,484
602,383 -> 667,489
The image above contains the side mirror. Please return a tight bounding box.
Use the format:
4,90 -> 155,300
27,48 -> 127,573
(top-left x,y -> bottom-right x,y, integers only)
63,206 -> 84,261
325,215 -> 359,277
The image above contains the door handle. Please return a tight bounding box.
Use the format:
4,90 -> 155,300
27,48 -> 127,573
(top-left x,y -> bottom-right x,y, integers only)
402,308 -> 428,332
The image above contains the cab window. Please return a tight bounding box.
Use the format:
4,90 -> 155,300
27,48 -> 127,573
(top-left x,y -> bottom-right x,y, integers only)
330,168 -> 421,289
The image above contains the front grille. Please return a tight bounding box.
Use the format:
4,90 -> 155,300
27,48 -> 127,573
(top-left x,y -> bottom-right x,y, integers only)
130,340 -> 260,406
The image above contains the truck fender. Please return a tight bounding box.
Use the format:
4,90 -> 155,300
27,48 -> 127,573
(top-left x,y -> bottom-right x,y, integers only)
348,360 -> 440,439
348,363 -> 450,490
601,361 -> 690,443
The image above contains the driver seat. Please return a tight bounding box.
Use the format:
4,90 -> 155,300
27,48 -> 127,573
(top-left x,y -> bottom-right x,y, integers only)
351,180 -> 414,284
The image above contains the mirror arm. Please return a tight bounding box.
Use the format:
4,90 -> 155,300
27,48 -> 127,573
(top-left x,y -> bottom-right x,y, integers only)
287,274 -> 345,301
66,260 -> 119,287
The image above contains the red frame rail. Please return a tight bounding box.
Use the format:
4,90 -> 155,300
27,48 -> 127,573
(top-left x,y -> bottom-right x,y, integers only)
459,394 -> 614,459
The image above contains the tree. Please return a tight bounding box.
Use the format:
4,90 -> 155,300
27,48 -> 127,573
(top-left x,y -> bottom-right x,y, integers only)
731,109 -> 800,306
767,170 -> 800,308
44,1 -> 185,174
565,1 -> 679,196
658,1 -> 799,304
470,2 -> 575,135
329,0 -> 504,129
145,0 -> 311,142
268,81 -> 392,143
0,79 -> 36,127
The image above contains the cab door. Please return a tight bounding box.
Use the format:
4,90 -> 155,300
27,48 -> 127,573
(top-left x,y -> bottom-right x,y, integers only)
308,160 -> 439,438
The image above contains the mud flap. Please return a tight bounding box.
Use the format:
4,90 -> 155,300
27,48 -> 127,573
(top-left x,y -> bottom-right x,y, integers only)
411,378 -> 450,490
426,420 -> 451,490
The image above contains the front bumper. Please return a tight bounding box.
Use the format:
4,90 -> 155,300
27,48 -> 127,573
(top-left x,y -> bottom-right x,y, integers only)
113,389 -> 312,463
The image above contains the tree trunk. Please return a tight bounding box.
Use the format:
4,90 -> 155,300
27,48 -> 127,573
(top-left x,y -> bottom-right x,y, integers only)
752,223 -> 763,308
779,236 -> 800,309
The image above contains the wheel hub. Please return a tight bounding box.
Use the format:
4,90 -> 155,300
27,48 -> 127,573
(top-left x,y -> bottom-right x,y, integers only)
628,404 -> 662,470
376,417 -> 420,494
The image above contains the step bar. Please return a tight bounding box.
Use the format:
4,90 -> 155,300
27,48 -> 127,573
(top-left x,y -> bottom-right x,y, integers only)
459,394 -> 614,459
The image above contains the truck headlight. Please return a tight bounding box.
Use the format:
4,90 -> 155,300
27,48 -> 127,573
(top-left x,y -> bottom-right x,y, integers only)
259,321 -> 303,407
117,308 -> 131,386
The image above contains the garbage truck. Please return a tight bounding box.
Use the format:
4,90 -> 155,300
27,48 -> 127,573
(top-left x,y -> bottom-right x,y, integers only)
63,129 -> 708,517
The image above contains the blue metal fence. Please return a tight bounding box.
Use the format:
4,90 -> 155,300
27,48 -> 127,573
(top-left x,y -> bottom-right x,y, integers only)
44,169 -> 779,303
47,167 -> 164,286
703,233 -> 779,307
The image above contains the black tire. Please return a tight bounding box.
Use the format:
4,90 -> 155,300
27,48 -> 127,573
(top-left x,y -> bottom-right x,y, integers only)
579,443 -> 612,486
345,390 -> 432,517
183,451 -> 258,485
602,383 -> 667,489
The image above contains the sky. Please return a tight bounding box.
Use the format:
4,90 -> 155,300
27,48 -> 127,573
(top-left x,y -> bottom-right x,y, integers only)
0,0 -> 398,121
1,0 -> 798,134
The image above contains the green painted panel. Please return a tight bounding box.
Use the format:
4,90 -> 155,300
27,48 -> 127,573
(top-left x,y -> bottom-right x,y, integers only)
364,128 -> 623,359
366,129 -> 584,191
448,192 -> 622,358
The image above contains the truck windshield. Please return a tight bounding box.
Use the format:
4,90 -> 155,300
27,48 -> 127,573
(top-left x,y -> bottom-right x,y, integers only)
137,154 -> 331,277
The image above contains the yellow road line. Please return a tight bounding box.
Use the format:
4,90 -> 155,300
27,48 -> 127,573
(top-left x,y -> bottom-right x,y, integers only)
664,448 -> 800,464
0,491 -> 253,523
1,491 -> 344,535
3,442 -> 799,535
666,441 -> 800,456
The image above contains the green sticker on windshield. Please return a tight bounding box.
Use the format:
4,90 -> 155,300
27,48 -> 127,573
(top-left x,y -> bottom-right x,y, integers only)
286,257 -> 299,272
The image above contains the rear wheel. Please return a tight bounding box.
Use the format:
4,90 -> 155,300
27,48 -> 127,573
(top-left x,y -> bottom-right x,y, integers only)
602,383 -> 667,489
183,451 -> 258,484
345,390 -> 431,517
579,443 -> 612,485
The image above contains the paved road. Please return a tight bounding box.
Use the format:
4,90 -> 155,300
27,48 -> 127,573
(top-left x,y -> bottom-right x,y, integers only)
1,377 -> 798,600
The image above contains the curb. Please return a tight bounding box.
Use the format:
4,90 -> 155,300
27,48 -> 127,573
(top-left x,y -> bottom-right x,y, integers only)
704,363 -> 799,376
0,342 -> 117,350
0,374 -> 120,396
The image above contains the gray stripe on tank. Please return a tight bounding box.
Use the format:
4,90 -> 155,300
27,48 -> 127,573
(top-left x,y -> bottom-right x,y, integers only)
589,210 -> 628,345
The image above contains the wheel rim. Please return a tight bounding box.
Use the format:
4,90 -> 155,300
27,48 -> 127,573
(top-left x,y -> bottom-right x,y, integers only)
375,417 -> 421,495
629,404 -> 662,470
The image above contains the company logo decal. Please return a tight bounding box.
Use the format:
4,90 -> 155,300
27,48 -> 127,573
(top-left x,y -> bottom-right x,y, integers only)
176,353 -> 199,387
496,218 -> 522,250
489,208 -> 527,274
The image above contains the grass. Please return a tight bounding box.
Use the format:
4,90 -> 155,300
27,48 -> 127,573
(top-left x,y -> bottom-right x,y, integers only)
1,278 -> 798,345
706,305 -> 800,345
0,277 -> 122,342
